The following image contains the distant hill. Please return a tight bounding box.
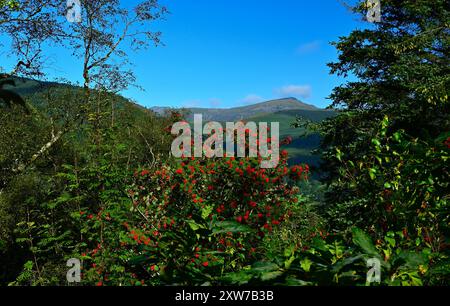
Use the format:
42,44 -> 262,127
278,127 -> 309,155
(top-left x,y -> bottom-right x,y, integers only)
4,77 -> 335,172
1,77 -> 59,95
151,99 -> 336,171
151,98 -> 319,122
3,77 -> 153,116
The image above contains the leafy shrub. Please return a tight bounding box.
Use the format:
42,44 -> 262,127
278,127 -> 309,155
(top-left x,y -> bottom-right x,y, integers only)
77,146 -> 309,285
324,116 -> 449,248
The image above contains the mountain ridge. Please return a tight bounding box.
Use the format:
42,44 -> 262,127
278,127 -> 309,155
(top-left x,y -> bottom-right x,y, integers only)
4,77 -> 326,122
151,97 -> 325,122
3,77 -> 334,170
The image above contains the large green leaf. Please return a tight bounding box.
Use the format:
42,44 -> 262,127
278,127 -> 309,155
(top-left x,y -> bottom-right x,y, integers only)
351,228 -> 380,258
211,221 -> 253,235
392,251 -> 427,270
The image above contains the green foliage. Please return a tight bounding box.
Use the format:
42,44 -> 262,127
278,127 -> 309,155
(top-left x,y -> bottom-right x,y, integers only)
0,84 -> 177,285
306,0 -> 450,285
221,227 -> 440,286
77,144 -> 309,285
0,0 -> 19,10
1,0 -> 449,287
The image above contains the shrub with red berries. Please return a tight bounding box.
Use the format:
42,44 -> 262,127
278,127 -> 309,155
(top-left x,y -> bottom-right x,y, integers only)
121,150 -> 309,284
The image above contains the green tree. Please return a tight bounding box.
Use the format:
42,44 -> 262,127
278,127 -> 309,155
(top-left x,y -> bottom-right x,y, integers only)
317,0 -> 449,230
0,0 -> 62,76
305,2 -> 450,284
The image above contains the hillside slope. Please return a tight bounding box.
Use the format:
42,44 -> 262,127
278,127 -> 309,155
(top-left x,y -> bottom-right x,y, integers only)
2,77 -> 152,116
3,77 -> 334,171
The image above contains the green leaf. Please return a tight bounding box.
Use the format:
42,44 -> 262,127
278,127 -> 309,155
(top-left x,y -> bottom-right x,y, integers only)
212,221 -> 252,235
371,138 -> 381,147
394,251 -> 427,269
284,277 -> 313,286
332,255 -> 365,274
352,228 -> 379,258
284,256 -> 295,269
221,271 -> 253,285
260,271 -> 283,281
335,148 -> 343,162
385,237 -> 396,248
284,245 -> 295,258
187,220 -> 205,231
251,261 -> 279,273
300,258 -> 312,272
201,205 -> 213,220
23,261 -> 33,270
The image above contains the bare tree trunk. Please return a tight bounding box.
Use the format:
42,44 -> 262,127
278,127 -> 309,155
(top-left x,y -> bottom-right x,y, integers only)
14,129 -> 65,173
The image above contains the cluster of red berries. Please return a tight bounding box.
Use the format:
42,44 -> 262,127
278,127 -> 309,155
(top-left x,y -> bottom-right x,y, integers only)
289,164 -> 309,181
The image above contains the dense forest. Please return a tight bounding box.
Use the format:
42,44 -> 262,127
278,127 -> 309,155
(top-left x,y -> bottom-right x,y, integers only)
0,0 -> 449,286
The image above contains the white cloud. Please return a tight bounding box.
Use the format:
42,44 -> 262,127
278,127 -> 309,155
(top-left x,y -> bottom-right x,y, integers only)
275,85 -> 312,99
296,40 -> 321,55
240,94 -> 265,105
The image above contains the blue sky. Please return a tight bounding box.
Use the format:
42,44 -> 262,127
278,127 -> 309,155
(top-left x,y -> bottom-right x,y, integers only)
127,0 -> 366,109
2,0 -> 367,109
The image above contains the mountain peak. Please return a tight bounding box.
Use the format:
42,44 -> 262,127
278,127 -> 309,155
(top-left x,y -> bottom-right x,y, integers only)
273,97 -> 300,102
240,97 -> 318,112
